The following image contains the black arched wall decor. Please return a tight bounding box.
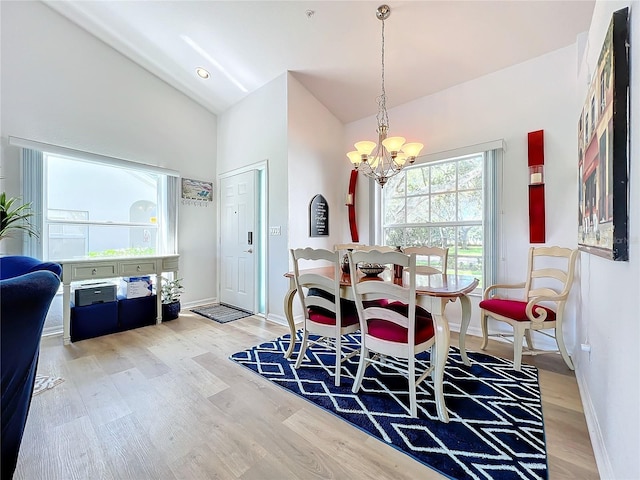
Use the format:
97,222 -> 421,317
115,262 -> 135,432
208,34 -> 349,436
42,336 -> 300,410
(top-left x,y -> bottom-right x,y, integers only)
309,194 -> 329,237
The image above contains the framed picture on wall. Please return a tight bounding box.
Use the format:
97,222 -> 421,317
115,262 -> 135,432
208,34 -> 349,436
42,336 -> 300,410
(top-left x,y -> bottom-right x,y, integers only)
181,178 -> 213,202
577,7 -> 629,261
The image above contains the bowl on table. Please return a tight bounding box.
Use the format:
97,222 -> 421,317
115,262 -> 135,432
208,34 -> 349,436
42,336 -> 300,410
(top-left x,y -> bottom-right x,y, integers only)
357,263 -> 386,277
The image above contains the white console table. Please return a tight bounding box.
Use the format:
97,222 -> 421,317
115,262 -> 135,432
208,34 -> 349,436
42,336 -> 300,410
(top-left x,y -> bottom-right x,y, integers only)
56,254 -> 180,344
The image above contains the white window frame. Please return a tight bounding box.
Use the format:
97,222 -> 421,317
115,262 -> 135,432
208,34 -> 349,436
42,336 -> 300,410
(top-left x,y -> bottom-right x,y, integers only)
10,136 -> 179,260
373,140 -> 504,293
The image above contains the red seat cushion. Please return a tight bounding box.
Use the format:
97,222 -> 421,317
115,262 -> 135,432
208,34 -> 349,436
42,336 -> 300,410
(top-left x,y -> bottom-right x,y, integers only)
479,298 -> 556,322
367,302 -> 434,344
308,308 -> 359,327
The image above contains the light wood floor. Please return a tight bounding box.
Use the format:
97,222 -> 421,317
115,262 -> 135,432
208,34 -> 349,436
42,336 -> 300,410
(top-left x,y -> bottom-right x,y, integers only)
15,311 -> 599,480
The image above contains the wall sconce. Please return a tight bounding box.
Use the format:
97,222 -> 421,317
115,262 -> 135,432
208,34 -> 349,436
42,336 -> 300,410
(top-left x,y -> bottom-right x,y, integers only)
345,193 -> 354,206
346,170 -> 359,242
528,130 -> 545,243
529,164 -> 544,185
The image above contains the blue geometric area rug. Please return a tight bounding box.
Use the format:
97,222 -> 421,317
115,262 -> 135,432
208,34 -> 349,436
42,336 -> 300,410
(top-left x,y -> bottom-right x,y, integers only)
230,332 -> 547,480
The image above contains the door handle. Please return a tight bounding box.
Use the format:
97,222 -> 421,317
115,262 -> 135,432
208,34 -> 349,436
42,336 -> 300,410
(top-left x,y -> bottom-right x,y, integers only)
244,249 -> 253,254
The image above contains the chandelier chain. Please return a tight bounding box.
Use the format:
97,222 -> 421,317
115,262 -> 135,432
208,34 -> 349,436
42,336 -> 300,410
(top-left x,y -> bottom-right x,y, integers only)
376,16 -> 389,130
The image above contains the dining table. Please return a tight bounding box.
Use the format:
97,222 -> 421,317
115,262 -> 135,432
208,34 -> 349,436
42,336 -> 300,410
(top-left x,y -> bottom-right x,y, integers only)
283,266 -> 479,422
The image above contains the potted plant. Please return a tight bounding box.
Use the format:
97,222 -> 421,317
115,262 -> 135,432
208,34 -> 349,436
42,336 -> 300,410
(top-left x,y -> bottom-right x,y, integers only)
161,276 -> 184,321
0,192 -> 39,240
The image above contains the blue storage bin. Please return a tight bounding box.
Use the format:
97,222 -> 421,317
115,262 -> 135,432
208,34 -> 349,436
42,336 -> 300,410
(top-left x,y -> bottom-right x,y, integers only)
117,294 -> 157,330
71,301 -> 119,341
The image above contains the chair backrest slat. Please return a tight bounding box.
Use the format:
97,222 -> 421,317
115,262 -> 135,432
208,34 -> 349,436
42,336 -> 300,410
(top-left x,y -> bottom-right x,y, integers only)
528,287 -> 560,299
352,245 -> 397,253
291,248 -> 340,321
403,246 -> 449,274
304,296 -> 336,312
297,273 -> 334,291
363,306 -> 410,329
524,247 -> 578,304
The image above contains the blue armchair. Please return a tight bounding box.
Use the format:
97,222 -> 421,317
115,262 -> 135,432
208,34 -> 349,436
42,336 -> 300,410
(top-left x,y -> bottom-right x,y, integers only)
0,255 -> 62,281
1,256 -> 61,479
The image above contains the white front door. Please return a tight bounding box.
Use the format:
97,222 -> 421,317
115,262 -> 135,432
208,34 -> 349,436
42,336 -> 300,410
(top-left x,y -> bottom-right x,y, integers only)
219,170 -> 256,312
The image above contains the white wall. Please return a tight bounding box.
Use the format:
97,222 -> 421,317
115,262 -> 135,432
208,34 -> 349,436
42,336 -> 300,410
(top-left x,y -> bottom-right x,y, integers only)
0,1 -> 218,306
286,73 -> 349,319
345,44 -> 581,343
287,73 -> 350,253
217,72 -> 350,323
575,2 -> 640,478
216,74 -> 288,322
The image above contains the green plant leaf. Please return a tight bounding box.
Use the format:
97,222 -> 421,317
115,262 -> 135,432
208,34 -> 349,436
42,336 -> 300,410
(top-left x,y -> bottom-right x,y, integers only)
160,276 -> 184,304
0,192 -> 40,239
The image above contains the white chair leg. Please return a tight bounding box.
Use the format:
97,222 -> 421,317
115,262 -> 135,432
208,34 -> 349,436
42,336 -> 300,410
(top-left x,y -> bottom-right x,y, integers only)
408,356 -> 417,417
334,333 -> 342,386
512,325 -> 525,371
524,329 -> 535,351
294,328 -> 309,369
480,312 -> 489,350
351,345 -> 369,393
555,326 -> 575,370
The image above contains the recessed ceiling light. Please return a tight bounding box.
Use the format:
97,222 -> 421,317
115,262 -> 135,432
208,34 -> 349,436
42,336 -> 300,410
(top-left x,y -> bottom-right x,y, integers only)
181,35 -> 248,92
196,67 -> 210,79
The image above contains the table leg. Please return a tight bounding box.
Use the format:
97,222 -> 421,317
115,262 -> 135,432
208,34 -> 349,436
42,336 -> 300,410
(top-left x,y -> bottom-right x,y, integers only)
419,295 -> 450,423
156,278 -> 163,325
63,282 -> 71,345
458,294 -> 472,366
432,298 -> 451,423
283,286 -> 297,359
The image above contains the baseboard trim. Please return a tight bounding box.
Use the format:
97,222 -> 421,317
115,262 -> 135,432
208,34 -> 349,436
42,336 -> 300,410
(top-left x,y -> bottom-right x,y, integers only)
575,366 -> 610,479
182,298 -> 217,310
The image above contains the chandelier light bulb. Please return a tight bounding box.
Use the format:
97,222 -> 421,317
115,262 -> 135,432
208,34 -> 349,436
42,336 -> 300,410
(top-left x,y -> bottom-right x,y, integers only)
347,151 -> 363,165
382,136 -> 406,153
401,142 -> 424,158
354,141 -> 377,156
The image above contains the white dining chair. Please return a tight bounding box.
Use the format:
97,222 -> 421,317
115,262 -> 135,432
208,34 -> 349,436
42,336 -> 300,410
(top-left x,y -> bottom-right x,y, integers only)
347,249 -> 447,420
479,246 -> 578,371
290,247 -> 360,386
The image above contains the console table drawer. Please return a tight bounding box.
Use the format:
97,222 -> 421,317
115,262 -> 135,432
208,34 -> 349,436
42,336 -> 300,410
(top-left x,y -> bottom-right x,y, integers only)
162,257 -> 180,271
73,264 -> 117,280
120,261 -> 157,276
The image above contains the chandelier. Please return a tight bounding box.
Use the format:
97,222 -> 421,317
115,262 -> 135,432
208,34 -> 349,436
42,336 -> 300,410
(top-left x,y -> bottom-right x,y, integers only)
346,4 -> 423,187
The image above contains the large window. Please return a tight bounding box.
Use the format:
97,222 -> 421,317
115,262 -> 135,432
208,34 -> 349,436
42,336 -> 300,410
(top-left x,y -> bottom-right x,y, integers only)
44,154 -> 170,259
14,137 -> 179,261
379,146 -> 501,291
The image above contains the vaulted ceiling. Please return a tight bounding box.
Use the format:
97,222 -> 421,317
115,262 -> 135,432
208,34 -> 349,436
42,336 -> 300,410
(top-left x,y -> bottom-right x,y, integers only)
46,1 -> 595,123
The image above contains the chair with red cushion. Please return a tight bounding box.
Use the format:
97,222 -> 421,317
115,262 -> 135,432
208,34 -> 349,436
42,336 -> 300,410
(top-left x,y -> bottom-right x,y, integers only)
348,249 -> 446,420
290,248 -> 360,386
479,246 -> 579,371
